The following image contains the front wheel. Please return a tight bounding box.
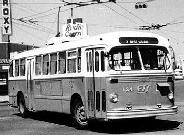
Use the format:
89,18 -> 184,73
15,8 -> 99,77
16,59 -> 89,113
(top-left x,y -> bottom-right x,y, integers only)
73,100 -> 88,129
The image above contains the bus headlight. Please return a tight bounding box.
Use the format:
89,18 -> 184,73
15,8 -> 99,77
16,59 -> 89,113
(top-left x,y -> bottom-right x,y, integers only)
109,92 -> 119,103
168,92 -> 174,100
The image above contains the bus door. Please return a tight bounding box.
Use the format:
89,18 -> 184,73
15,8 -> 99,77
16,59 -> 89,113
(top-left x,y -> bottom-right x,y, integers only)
86,48 -> 106,119
26,58 -> 35,111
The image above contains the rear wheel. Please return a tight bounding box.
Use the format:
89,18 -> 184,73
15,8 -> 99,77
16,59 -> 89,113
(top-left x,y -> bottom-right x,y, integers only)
73,100 -> 88,129
18,94 -> 28,117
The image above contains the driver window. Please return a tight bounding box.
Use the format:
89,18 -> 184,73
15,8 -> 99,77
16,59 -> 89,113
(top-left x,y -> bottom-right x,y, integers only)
109,47 -> 141,71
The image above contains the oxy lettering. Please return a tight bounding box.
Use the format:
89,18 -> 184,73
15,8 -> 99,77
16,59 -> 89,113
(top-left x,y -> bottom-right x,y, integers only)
3,17 -> 9,24
3,0 -> 9,6
3,8 -> 9,15
4,26 -> 9,33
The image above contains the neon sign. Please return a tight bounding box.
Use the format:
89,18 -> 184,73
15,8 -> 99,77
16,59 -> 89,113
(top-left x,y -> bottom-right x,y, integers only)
2,0 -> 12,35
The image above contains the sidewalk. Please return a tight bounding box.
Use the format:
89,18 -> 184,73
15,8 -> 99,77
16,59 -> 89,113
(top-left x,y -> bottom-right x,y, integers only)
0,95 -> 9,103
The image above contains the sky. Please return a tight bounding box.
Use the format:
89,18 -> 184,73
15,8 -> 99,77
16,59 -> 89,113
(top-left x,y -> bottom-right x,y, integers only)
1,0 -> 184,60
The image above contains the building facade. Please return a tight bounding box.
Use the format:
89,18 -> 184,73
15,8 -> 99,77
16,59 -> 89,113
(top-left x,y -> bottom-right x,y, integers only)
0,42 -> 37,95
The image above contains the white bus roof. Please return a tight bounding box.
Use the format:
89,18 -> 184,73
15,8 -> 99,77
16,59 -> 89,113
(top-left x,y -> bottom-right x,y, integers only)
12,31 -> 170,60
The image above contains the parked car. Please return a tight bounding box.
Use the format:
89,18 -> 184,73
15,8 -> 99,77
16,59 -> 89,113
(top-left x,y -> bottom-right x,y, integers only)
174,69 -> 183,80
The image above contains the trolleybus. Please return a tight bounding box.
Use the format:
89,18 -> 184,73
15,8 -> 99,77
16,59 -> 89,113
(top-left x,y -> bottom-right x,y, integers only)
9,31 -> 177,128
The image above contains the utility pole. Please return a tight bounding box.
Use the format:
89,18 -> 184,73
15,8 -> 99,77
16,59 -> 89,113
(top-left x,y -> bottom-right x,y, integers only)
56,6 -> 61,37
71,0 -> 74,24
71,7 -> 74,24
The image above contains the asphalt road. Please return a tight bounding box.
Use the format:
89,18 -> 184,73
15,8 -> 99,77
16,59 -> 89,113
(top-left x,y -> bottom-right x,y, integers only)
175,79 -> 184,104
0,80 -> 184,135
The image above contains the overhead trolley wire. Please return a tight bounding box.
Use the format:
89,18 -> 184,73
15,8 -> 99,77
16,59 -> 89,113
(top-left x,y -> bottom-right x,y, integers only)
0,2 -> 65,5
36,7 -> 71,20
13,22 -> 47,42
103,3 -> 139,25
13,18 -> 55,34
13,4 -> 38,15
88,23 -> 139,29
19,6 -> 60,19
115,3 -> 150,25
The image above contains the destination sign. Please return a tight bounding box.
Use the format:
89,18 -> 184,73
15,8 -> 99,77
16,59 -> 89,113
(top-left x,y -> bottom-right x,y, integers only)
119,37 -> 158,44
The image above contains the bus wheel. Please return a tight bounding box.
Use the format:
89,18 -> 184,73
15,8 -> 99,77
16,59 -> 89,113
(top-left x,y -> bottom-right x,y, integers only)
73,100 -> 88,129
18,95 -> 28,118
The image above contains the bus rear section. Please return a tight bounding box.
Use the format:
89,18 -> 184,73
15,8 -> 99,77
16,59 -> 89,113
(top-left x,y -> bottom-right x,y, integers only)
105,44 -> 177,120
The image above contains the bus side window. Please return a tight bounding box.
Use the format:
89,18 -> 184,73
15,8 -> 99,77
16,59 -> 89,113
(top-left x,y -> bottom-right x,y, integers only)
89,52 -> 92,72
86,52 -> 89,72
50,53 -> 57,75
77,48 -> 81,73
95,51 -> 99,72
101,51 -> 105,72
15,59 -> 19,76
67,50 -> 77,73
20,58 -> 25,76
58,51 -> 66,74
35,56 -> 42,75
43,54 -> 49,75
86,51 -> 93,72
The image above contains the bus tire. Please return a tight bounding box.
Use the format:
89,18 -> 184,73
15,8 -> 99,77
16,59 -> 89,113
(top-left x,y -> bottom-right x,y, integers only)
72,100 -> 88,129
18,94 -> 28,118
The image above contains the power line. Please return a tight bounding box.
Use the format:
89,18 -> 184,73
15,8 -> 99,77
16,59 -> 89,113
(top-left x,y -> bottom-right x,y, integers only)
169,15 -> 184,24
14,18 -> 54,33
88,23 -> 138,29
161,29 -> 184,34
0,2 -> 65,5
13,4 -> 38,15
158,30 -> 179,42
167,21 -> 184,26
14,23 -> 46,42
36,8 -> 71,20
18,6 -> 59,19
103,3 -> 139,25
45,13 -> 59,41
139,21 -> 184,30
15,6 -> 72,25
115,3 -> 150,25
144,0 -> 157,3
13,19 -> 55,34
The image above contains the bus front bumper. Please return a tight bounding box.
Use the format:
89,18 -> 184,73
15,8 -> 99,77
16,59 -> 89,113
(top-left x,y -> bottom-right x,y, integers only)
106,106 -> 178,119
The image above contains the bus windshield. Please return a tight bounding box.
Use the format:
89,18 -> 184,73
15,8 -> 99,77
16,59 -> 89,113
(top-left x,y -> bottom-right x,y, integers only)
108,45 -> 170,71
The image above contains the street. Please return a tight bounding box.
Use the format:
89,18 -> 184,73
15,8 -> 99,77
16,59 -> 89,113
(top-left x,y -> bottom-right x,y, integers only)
0,80 -> 184,135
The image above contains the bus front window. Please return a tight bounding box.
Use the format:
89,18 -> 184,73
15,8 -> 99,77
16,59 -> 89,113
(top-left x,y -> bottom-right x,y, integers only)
108,46 -> 170,71
139,46 -> 170,70
108,47 -> 141,71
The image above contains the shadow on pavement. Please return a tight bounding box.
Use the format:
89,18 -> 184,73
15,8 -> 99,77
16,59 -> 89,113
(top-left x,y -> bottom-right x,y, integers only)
14,111 -> 182,134
15,111 -> 75,128
88,118 -> 182,134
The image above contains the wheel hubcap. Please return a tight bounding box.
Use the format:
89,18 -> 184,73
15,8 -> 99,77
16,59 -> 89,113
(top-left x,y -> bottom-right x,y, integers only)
76,106 -> 87,125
